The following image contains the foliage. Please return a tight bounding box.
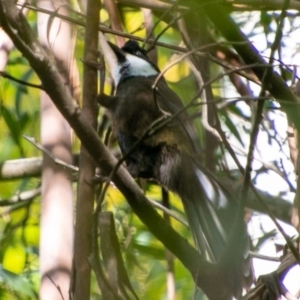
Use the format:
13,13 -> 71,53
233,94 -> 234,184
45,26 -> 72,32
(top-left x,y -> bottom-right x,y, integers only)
0,0 -> 299,299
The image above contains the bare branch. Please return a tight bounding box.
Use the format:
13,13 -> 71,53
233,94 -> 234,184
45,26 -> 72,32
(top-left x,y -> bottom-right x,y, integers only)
0,187 -> 41,206
23,135 -> 78,172
72,0 -> 100,298
0,157 -> 42,180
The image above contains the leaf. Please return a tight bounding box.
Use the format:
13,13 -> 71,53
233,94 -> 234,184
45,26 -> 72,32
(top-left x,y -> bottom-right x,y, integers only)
220,109 -> 245,146
99,212 -> 139,300
15,68 -> 35,117
18,112 -> 30,131
0,265 -> 36,298
1,105 -> 21,146
133,243 -> 165,260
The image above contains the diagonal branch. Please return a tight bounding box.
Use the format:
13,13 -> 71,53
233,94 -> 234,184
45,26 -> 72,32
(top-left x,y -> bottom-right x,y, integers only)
199,0 -> 300,132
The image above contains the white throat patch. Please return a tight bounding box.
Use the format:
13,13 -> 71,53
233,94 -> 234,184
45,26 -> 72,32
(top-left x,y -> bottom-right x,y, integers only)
113,53 -> 158,86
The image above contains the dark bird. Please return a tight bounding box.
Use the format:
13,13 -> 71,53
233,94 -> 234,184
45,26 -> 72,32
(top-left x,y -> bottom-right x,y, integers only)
98,34 -> 251,297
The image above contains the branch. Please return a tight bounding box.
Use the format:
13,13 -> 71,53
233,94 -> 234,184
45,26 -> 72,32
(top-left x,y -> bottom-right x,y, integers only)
0,71 -> 43,89
242,252 -> 298,299
0,157 -> 42,180
23,135 -> 78,172
200,0 -> 300,263
117,0 -> 300,12
200,0 -> 300,132
72,0 -> 100,298
226,0 -> 300,11
0,156 -> 293,224
0,187 -> 41,206
15,2 -> 262,85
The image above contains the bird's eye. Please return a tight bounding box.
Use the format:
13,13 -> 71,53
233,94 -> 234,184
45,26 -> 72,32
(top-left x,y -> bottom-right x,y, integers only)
135,51 -> 142,56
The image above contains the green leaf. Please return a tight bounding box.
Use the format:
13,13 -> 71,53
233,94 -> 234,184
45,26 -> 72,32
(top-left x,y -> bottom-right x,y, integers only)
220,109 -> 244,146
1,106 -> 21,145
0,265 -> 37,298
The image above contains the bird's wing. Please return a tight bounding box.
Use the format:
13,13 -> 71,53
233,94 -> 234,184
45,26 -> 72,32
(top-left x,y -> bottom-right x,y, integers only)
153,78 -> 201,155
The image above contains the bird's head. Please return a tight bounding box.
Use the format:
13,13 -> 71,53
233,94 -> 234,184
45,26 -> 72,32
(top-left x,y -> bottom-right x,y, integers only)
99,33 -> 159,86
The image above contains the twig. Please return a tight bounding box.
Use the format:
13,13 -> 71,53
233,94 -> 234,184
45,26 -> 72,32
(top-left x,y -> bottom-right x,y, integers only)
0,71 -> 44,89
19,2 -> 261,84
229,142 -> 286,179
216,116 -> 300,265
104,0 -> 125,46
47,275 -> 65,300
240,96 -> 265,200
188,58 -> 222,141
249,251 -> 280,262
147,13 -> 186,52
162,189 -> 176,300
23,135 -> 78,172
94,114 -> 169,215
151,64 -> 274,143
242,252 -> 298,299
142,1 -> 179,48
0,187 -> 41,206
148,198 -> 188,227
242,0 -> 300,266
226,0 -> 300,11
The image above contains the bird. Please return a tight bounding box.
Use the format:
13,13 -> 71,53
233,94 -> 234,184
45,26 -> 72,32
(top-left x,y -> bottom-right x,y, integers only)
97,33 -> 251,297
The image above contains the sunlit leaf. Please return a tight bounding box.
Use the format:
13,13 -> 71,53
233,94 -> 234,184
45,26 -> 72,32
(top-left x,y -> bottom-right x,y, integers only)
2,246 -> 26,274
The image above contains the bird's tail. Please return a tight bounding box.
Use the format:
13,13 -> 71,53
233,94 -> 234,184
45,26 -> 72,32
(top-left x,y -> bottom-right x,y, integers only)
170,156 -> 252,296
177,165 -> 231,260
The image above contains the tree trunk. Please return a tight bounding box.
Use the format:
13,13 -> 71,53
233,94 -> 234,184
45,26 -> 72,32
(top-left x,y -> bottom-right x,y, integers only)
37,1 -> 74,299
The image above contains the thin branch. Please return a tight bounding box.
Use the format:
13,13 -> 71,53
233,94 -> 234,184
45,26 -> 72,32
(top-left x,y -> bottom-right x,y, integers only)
242,252 -> 298,299
199,0 -> 300,265
229,142 -> 287,179
117,0 -> 187,12
162,189 -> 175,300
142,1 -> 179,48
98,212 -> 139,300
0,71 -> 44,89
89,214 -> 124,300
0,157 -> 42,180
104,0 -> 126,47
240,94 -> 265,200
23,135 -> 78,172
151,64 -> 273,142
249,251 -> 280,262
0,187 -> 41,206
243,0 -> 300,264
147,13 -> 186,52
18,2 -> 260,85
46,275 -> 65,300
215,110 -> 300,264
148,198 -> 189,227
201,0 -> 300,131
226,0 -> 300,11
187,58 -> 221,141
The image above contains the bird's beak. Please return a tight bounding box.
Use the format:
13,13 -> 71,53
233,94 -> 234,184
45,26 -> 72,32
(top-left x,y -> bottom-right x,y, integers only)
99,32 -> 126,73
107,41 -> 126,63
